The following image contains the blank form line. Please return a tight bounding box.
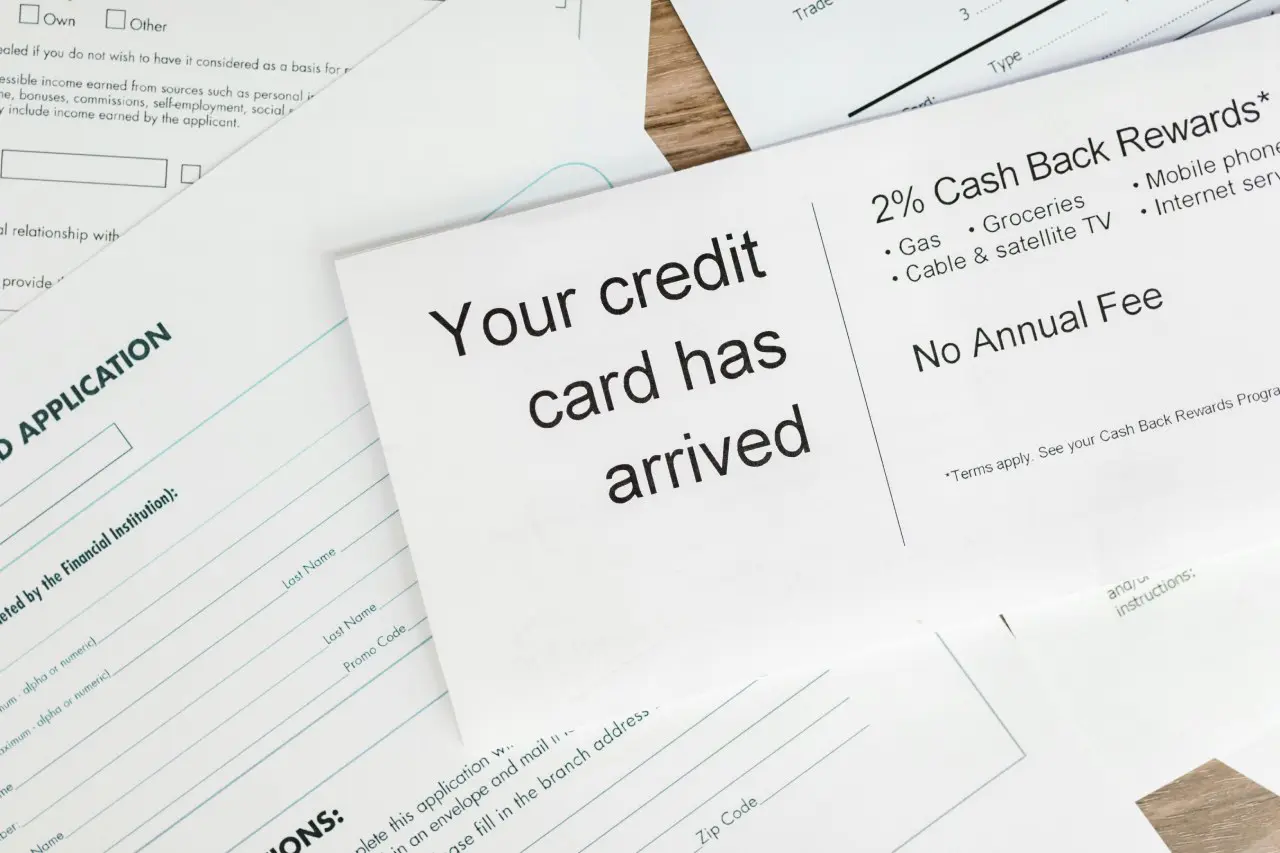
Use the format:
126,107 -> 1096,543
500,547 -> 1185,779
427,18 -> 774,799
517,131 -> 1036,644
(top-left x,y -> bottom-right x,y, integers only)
761,724 -> 870,804
1101,0 -> 1219,58
323,546 -> 411,614
115,589 -> 288,676
380,581 -> 418,609
15,588 -> 288,792
1026,10 -> 1107,55
341,509 -> 399,552
0,404 -> 371,675
217,691 -> 451,853
99,566 -> 416,850
0,319 -> 351,579
131,633 -> 437,852
100,672 -> 352,853
59,645 -> 330,836
578,672 -> 829,852
637,698 -> 852,852
15,542 -> 408,793
521,681 -> 757,853
888,756 -> 1026,853
100,441 -> 381,644
107,472 -> 391,671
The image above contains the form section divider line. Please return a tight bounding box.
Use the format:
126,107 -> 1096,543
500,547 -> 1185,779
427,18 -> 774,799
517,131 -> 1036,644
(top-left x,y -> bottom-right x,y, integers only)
131,633 -> 437,852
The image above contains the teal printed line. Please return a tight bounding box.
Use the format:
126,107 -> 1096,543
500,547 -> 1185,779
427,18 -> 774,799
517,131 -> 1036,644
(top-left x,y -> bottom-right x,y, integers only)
314,546 -> 411,623
637,699 -> 854,852
222,690 -> 450,853
879,635 -> 1028,853
133,633 -> 438,852
380,581 -> 418,610
483,162 -> 614,220
16,587 -> 289,792
112,473 -> 390,673
63,645 -> 331,838
521,680 -> 758,853
888,757 -> 1026,853
94,544 -> 410,851
102,672 -> 350,853
24,586 -> 290,805
760,725 -> 871,805
100,441 -> 380,645
936,634 -> 1024,758
0,318 -> 351,579
341,509 -> 400,552
16,495 -> 400,794
0,403 -> 370,675
94,539 -> 408,782
578,671 -> 830,852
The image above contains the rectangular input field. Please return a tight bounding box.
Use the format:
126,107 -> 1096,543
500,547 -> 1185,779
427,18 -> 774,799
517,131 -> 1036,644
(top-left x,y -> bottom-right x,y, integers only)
0,149 -> 168,188
0,424 -> 133,548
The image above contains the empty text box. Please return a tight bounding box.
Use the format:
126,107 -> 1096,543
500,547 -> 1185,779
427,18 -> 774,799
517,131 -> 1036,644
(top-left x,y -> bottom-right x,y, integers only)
0,424 -> 133,548
1,149 -> 168,188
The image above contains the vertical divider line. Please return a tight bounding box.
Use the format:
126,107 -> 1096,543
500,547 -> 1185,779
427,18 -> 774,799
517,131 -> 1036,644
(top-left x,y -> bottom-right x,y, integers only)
810,202 -> 906,546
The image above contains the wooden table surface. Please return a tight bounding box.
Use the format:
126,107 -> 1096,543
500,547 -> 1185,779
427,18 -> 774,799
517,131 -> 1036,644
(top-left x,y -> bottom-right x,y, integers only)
638,2 -> 1273,850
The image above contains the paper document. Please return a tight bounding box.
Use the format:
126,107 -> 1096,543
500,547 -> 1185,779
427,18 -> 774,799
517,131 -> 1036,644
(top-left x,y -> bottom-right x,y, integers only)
0,502 -> 1172,853
0,0 -> 650,315
672,0 -> 1280,148
574,0 -> 653,124
338,15 -> 1280,744
0,0 -> 673,847
1005,543 -> 1280,801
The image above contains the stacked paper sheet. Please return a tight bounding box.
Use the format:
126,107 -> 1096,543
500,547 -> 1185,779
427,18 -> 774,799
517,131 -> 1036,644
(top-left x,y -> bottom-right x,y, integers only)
2,1 -> 1280,851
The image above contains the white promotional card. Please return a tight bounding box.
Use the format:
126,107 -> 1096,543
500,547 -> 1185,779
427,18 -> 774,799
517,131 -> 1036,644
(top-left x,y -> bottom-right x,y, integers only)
1006,542 -> 1280,801
338,15 -> 1280,745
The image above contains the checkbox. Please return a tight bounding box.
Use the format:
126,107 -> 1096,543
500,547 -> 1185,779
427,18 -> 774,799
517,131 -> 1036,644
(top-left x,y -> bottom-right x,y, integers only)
179,164 -> 201,184
18,4 -> 40,24
104,8 -> 126,29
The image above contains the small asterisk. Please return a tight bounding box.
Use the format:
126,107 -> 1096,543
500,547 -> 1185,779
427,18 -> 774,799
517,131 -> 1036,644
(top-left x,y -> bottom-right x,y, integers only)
1260,91 -> 1271,102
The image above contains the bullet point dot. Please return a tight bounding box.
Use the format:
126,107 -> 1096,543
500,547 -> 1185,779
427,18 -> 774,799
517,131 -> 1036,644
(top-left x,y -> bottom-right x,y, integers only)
968,226 -> 975,232
1133,182 -> 1139,188
892,276 -> 898,282
885,249 -> 891,255
1141,208 -> 1147,214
